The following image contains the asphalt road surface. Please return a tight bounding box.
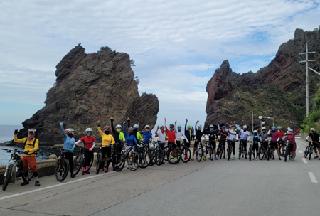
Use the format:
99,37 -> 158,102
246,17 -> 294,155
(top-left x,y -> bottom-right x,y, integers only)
0,137 -> 319,216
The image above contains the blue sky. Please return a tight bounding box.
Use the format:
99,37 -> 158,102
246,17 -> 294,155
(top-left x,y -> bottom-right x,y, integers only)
0,0 -> 319,127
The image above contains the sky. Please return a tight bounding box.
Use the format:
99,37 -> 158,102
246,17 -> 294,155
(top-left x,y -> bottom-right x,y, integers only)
0,0 -> 319,127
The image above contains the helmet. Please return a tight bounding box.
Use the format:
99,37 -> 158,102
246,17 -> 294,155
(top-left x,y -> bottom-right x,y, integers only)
85,128 -> 93,133
187,125 -> 192,130
145,125 -> 150,129
128,127 -> 134,133
116,124 -> 122,129
262,127 -> 266,130
65,128 -> 75,134
133,124 -> 139,129
169,124 -> 174,129
311,128 -> 315,132
28,128 -> 36,133
243,125 -> 247,129
253,130 -> 257,133
209,124 -> 214,128
287,127 -> 293,132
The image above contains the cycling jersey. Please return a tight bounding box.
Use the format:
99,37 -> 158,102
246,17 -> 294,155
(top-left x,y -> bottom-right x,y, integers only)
97,127 -> 115,147
80,136 -> 96,150
166,128 -> 176,143
227,130 -> 237,141
240,130 -> 250,141
126,134 -> 137,146
60,124 -> 75,152
156,129 -> 166,143
141,130 -> 152,144
14,136 -> 39,155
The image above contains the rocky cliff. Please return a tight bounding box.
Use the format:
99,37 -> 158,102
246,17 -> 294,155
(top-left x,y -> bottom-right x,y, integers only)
206,27 -> 320,128
22,45 -> 159,144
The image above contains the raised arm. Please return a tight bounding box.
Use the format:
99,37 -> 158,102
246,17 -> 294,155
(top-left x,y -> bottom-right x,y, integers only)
59,122 -> 66,136
110,117 -> 115,134
13,130 -> 26,144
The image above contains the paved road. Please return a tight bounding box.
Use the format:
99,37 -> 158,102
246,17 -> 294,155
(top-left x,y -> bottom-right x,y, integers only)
0,138 -> 319,216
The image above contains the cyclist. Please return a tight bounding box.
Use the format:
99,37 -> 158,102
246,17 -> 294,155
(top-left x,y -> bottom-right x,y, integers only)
193,121 -> 203,160
270,127 -> 278,159
164,118 -> 176,150
156,126 -> 166,152
176,125 -> 186,148
13,129 -> 40,186
218,126 -> 228,159
239,125 -> 250,159
252,130 -> 260,159
97,124 -> 115,173
133,124 -> 143,144
283,127 -> 297,161
227,125 -> 237,159
76,128 -> 96,175
126,127 -> 138,151
110,117 -> 126,165
141,125 -> 152,145
260,127 -> 269,155
309,128 -> 319,159
275,127 -> 285,160
184,119 -> 193,148
59,122 -> 76,178
206,124 -> 218,160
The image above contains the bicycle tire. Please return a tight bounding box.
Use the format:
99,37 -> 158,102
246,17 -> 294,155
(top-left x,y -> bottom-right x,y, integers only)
168,148 -> 180,164
55,158 -> 68,182
181,148 -> 191,163
73,154 -> 83,176
96,151 -> 102,174
2,164 -> 13,191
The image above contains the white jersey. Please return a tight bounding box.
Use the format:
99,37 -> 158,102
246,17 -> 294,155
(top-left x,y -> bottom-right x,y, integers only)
156,130 -> 166,143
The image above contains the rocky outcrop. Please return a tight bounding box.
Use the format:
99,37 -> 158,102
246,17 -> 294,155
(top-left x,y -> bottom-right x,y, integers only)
206,27 -> 320,128
22,45 -> 159,144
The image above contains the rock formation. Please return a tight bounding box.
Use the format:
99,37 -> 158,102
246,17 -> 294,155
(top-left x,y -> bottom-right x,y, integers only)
206,27 -> 320,128
22,45 -> 159,144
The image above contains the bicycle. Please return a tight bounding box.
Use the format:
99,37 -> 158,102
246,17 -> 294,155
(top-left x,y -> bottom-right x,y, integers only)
73,147 -> 93,176
115,145 -> 138,171
154,142 -> 165,166
216,140 -> 226,159
238,140 -> 248,160
258,141 -> 268,160
284,141 -> 296,162
55,149 -> 70,182
304,142 -> 314,160
2,148 -> 24,191
227,140 -> 235,161
137,142 -> 149,169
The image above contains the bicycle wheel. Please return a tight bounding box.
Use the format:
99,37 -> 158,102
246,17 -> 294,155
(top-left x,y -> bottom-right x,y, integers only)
55,159 -> 68,182
2,164 -> 13,191
73,154 -> 83,176
168,148 -> 180,164
96,151 -> 102,174
138,151 -> 148,169
248,145 -> 252,161
181,147 -> 191,163
227,146 -> 231,161
129,152 -> 138,171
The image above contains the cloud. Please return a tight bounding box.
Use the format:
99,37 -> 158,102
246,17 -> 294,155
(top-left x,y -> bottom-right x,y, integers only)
0,0 -> 319,124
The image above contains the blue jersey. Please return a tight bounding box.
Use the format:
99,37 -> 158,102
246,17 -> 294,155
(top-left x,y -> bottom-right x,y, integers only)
142,131 -> 152,144
126,134 -> 137,146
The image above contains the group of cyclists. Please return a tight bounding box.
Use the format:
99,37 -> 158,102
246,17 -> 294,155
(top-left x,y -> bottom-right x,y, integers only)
9,117 -> 318,189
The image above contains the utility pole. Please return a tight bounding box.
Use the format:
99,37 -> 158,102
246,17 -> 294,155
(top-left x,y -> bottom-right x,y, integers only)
299,42 -> 316,117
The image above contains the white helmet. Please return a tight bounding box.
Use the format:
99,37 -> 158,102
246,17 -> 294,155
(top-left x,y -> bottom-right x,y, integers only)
65,128 -> 75,134
85,128 -> 93,133
133,124 -> 139,129
209,124 -> 214,128
28,128 -> 36,133
243,125 -> 247,129
287,127 -> 293,133
145,124 -> 150,129
116,124 -> 122,129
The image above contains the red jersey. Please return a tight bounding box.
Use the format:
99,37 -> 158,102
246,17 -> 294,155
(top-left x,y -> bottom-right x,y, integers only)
166,128 -> 176,143
80,136 -> 96,150
276,131 -> 285,139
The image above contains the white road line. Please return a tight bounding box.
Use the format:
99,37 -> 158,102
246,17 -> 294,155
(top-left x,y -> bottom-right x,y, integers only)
308,172 -> 318,184
0,171 -> 115,201
302,158 -> 308,164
